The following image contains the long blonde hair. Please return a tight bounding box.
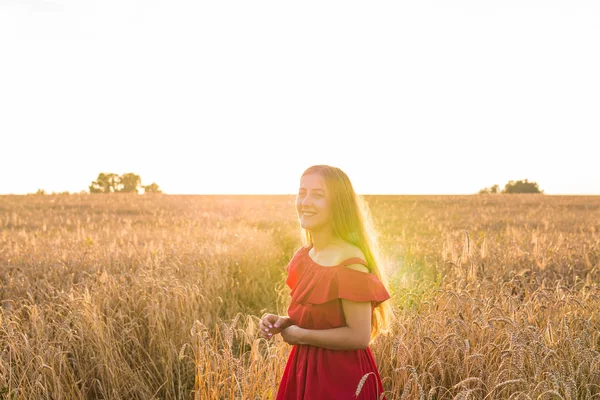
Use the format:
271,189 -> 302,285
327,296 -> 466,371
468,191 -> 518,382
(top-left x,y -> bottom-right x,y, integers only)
299,165 -> 394,341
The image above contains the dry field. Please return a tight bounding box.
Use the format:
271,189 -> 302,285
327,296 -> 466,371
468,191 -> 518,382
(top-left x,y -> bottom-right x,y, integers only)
1,194 -> 599,399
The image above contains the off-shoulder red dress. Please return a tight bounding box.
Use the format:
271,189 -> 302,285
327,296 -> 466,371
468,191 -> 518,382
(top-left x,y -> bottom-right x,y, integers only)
275,244 -> 390,400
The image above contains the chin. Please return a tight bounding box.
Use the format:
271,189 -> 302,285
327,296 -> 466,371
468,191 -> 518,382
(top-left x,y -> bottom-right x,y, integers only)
300,221 -> 314,231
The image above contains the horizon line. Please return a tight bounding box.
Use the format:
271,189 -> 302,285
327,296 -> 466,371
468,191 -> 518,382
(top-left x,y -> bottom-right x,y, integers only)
1,192 -> 599,196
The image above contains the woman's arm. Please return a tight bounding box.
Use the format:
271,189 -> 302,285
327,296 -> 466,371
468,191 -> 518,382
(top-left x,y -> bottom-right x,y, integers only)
284,299 -> 372,350
297,325 -> 368,350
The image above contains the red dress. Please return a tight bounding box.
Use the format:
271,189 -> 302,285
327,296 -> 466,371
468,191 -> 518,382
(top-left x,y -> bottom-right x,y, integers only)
275,244 -> 390,400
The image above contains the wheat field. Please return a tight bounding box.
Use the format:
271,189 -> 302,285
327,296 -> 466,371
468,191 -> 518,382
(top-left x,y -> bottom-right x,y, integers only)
0,194 -> 599,399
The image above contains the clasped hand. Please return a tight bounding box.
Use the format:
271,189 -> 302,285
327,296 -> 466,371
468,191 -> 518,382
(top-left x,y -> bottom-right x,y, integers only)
258,313 -> 303,345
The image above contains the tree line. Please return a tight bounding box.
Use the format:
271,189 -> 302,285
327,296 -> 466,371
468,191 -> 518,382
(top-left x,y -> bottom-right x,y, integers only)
33,173 -> 162,195
31,175 -> 543,195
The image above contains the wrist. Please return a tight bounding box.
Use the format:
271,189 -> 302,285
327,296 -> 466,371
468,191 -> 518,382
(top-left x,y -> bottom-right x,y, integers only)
283,316 -> 292,329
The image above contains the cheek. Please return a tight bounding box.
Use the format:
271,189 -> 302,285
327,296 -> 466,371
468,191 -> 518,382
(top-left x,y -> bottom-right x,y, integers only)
317,199 -> 330,213
296,200 -> 305,215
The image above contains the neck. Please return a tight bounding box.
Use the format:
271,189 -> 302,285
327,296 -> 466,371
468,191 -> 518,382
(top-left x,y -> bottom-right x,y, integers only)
310,229 -> 342,253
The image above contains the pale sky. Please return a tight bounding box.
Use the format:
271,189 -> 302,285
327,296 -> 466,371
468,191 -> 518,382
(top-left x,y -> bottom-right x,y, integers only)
1,0 -> 598,195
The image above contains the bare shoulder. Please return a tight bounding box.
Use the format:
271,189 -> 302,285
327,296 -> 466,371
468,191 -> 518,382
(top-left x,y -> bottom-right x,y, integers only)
339,243 -> 369,273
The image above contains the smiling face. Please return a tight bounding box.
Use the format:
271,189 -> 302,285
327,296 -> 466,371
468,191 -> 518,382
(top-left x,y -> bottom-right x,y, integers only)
295,173 -> 333,233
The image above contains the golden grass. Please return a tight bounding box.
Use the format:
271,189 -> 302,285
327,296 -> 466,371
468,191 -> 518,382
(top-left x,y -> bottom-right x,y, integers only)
0,193 -> 599,399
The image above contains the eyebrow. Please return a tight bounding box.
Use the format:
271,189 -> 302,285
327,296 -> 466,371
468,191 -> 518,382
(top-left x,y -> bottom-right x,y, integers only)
299,188 -> 325,192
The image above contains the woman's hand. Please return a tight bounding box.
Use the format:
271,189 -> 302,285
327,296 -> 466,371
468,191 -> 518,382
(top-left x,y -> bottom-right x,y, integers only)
258,313 -> 291,340
281,325 -> 304,345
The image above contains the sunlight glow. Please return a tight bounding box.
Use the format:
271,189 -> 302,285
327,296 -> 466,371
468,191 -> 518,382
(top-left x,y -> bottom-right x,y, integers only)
1,1 -> 598,195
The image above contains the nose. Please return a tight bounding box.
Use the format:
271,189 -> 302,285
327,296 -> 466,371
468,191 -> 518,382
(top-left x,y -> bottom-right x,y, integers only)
301,196 -> 313,208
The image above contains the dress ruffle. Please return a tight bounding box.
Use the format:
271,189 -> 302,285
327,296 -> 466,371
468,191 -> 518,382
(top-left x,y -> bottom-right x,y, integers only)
307,267 -> 390,306
286,245 -> 390,307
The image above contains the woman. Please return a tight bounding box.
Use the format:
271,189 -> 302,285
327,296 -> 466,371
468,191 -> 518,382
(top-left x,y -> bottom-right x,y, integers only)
259,165 -> 393,399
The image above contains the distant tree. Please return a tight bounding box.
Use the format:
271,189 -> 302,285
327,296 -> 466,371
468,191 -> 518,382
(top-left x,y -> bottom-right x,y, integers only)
118,173 -> 142,193
142,182 -> 162,194
479,180 -> 543,194
89,173 -> 120,193
502,179 -> 543,194
35,188 -> 46,195
88,172 -> 161,194
478,184 -> 500,194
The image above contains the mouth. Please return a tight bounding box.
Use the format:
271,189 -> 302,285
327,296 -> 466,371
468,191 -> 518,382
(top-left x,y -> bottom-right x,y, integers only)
301,212 -> 316,218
